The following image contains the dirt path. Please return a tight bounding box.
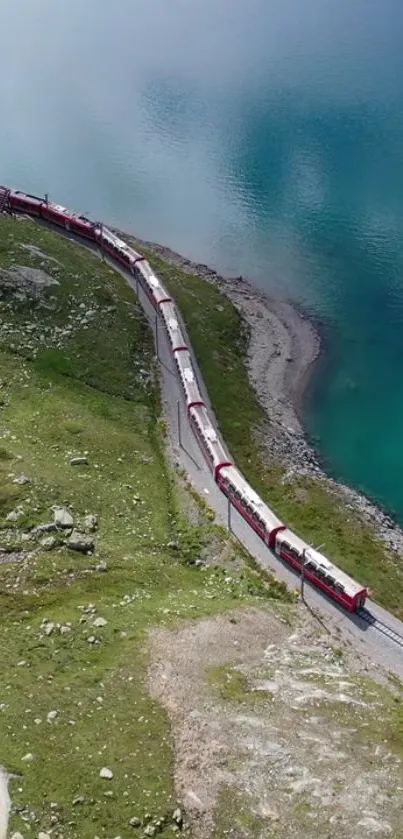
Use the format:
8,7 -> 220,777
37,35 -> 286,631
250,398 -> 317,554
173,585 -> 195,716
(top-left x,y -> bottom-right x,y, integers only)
149,605 -> 403,839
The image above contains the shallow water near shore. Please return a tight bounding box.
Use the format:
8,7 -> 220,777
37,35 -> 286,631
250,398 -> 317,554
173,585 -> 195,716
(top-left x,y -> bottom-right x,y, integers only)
1,0 -> 403,520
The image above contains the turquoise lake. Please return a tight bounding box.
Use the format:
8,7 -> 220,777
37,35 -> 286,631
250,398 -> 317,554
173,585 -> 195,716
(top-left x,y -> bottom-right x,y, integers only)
2,0 -> 403,518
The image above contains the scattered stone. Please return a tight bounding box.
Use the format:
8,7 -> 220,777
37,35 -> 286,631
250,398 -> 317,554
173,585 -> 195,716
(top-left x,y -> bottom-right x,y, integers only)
93,617 -> 107,628
11,832 -> 25,839
72,796 -> 85,806
129,817 -> 141,827
96,561 -> 108,573
12,475 -> 31,486
52,506 -> 74,528
67,530 -> 95,553
84,513 -> 98,532
47,710 -> 58,723
34,522 -> 56,534
40,536 -> 58,551
172,808 -> 183,827
99,767 -> 113,780
44,622 -> 55,636
21,753 -> 34,762
38,832 -> 51,839
143,828 -> 156,837
6,509 -> 22,522
70,456 -> 89,466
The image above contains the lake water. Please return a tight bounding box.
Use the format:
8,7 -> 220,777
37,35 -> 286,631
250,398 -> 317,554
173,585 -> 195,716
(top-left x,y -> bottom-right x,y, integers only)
2,0 -> 403,519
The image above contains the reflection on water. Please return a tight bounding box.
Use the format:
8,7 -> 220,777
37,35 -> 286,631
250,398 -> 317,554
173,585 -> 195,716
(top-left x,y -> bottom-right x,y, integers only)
1,0 -> 403,517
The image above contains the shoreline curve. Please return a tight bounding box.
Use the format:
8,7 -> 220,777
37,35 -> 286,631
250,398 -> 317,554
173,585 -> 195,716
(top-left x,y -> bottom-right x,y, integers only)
116,228 -> 403,559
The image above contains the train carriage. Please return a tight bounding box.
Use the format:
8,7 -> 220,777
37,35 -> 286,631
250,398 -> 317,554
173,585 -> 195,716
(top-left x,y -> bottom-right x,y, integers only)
188,404 -> 231,476
100,228 -> 141,270
45,203 -> 98,240
217,464 -> 285,546
159,300 -> 187,351
136,260 -> 172,308
7,189 -> 44,216
274,529 -> 367,612
175,349 -> 204,409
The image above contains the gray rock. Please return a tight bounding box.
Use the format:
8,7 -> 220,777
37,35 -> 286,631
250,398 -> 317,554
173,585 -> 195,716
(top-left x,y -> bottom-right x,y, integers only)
52,506 -> 74,528
33,522 -> 56,535
143,828 -> 156,837
99,767 -> 113,780
6,509 -> 22,522
83,514 -> 98,532
70,456 -> 89,466
12,475 -> 31,486
67,530 -> 94,553
173,809 -> 183,826
93,617 -> 107,628
129,817 -> 141,827
96,561 -> 108,572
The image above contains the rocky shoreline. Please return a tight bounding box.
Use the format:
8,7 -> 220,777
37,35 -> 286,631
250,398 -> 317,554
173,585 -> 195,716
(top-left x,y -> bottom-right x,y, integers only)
119,230 -> 403,558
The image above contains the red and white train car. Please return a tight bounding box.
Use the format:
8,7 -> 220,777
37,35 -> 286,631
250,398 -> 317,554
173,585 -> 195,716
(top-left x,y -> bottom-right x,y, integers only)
274,529 -> 367,612
159,300 -> 187,351
188,405 -> 231,477
217,464 -> 285,547
175,350 -> 204,409
136,260 -> 172,309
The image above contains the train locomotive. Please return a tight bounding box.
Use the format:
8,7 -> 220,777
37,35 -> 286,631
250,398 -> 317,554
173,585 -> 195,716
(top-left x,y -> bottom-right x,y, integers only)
0,184 -> 368,613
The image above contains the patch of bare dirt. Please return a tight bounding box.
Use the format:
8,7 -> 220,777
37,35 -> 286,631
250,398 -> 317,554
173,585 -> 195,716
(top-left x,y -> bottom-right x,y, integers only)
149,606 -> 403,839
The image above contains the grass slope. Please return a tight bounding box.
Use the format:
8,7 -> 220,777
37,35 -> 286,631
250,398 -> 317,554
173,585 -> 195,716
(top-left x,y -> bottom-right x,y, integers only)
0,216 -> 288,839
127,243 -> 403,619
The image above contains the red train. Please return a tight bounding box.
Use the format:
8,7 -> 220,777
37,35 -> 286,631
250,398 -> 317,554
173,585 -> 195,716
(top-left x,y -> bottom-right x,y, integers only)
0,185 -> 368,613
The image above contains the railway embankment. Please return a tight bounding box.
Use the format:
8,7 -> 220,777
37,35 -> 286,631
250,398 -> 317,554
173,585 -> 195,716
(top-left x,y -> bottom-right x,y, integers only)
118,228 -> 403,620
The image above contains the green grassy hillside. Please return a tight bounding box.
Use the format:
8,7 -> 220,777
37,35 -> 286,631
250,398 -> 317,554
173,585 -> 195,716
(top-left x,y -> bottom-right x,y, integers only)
0,215 -> 288,839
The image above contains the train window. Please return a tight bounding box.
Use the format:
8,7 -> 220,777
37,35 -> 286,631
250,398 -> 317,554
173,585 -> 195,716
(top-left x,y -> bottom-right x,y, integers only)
326,575 -> 336,587
282,542 -> 291,553
335,583 -> 345,594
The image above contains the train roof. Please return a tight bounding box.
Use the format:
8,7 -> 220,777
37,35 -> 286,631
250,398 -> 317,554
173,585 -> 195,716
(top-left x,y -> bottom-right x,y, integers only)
13,190 -> 44,204
160,301 -> 186,346
175,350 -> 203,403
189,404 -> 229,464
48,202 -> 69,214
278,528 -> 366,597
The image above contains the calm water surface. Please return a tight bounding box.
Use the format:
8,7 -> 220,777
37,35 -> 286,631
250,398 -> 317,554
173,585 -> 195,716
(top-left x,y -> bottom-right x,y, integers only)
2,0 -> 403,518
